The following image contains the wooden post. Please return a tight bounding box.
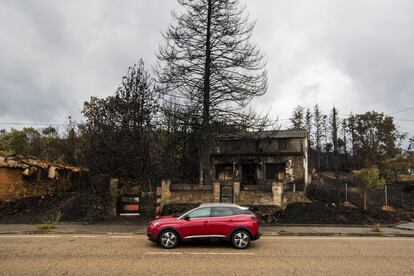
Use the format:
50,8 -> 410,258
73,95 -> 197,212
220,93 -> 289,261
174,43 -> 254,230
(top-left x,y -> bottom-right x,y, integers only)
345,182 -> 348,202
385,184 -> 388,206
363,190 -> 367,211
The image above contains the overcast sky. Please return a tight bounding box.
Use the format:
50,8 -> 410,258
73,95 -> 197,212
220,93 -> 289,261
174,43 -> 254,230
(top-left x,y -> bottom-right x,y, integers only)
0,0 -> 413,142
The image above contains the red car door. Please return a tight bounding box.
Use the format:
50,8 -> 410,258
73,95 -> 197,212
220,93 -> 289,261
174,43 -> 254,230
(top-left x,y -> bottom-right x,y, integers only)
208,207 -> 238,237
179,207 -> 212,238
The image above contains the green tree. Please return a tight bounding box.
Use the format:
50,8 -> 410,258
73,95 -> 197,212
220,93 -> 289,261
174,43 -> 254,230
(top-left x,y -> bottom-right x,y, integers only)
382,156 -> 414,184
408,136 -> 414,152
0,128 -> 41,156
347,111 -> 405,167
352,166 -> 385,211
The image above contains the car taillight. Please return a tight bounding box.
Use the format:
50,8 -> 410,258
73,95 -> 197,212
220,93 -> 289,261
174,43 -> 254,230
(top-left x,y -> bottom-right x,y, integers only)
250,215 -> 257,221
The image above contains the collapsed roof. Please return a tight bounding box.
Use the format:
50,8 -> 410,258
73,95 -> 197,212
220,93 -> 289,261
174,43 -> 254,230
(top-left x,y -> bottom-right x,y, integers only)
0,155 -> 88,178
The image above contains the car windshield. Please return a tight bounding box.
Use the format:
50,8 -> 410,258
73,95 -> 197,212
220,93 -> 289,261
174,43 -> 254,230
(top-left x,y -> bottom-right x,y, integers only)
173,210 -> 187,217
173,207 -> 198,218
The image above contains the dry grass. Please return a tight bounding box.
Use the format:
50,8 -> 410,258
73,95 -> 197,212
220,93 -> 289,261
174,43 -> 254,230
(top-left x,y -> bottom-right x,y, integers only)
35,210 -> 62,231
35,223 -> 56,231
372,223 -> 381,232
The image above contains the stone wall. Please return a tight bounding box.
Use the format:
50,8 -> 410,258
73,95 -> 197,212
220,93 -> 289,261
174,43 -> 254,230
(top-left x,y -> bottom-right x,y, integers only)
159,179 -> 285,211
0,166 -> 86,200
160,180 -> 215,210
236,182 -> 283,206
238,191 -> 273,205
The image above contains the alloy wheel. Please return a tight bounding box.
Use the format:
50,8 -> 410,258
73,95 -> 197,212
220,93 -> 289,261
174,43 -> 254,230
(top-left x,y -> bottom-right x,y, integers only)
232,231 -> 250,249
160,231 -> 178,248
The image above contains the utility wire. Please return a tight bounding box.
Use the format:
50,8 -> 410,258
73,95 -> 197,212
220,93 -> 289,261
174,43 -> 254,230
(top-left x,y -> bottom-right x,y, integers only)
0,122 -> 70,127
389,106 -> 414,115
1,107 -> 413,127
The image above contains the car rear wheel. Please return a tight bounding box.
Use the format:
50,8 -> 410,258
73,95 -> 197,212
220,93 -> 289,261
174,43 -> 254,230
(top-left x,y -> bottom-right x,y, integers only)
231,230 -> 251,249
159,230 -> 179,249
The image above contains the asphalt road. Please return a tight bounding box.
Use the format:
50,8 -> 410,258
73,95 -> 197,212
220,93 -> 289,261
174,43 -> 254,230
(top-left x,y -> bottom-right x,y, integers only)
0,235 -> 413,275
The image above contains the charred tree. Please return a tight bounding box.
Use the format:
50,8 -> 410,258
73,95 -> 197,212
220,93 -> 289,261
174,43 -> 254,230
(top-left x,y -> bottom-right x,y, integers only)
313,104 -> 324,170
156,0 -> 268,184
331,107 -> 340,204
82,60 -> 159,180
290,105 -> 305,129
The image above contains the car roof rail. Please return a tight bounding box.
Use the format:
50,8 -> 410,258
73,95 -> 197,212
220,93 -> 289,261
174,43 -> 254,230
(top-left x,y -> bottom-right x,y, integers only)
199,203 -> 243,208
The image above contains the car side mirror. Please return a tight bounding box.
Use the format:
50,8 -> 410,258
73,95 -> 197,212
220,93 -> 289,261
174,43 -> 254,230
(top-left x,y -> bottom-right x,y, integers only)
183,215 -> 190,221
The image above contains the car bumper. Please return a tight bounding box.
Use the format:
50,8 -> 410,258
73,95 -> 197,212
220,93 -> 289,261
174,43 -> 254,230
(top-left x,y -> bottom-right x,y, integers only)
147,226 -> 157,242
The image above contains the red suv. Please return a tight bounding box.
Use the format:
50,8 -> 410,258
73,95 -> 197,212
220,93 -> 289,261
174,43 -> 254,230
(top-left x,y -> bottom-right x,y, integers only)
147,203 -> 260,249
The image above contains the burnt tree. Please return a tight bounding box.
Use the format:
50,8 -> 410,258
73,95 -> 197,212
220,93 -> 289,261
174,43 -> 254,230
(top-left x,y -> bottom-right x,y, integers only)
156,0 -> 267,184
82,60 -> 159,180
290,105 -> 305,129
313,104 -> 324,170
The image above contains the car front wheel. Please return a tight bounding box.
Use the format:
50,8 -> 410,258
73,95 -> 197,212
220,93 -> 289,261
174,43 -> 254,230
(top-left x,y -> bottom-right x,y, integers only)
231,230 -> 251,249
159,230 -> 179,249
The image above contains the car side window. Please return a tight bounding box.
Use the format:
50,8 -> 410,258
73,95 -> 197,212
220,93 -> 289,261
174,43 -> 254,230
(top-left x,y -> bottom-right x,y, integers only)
211,207 -> 234,217
187,207 -> 211,218
232,207 -> 254,215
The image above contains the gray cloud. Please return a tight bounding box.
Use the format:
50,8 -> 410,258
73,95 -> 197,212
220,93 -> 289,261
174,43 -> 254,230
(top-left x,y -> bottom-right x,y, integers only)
0,0 -> 413,141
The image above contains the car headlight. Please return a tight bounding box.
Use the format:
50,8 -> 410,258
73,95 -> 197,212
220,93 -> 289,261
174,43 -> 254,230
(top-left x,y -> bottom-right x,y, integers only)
151,221 -> 161,227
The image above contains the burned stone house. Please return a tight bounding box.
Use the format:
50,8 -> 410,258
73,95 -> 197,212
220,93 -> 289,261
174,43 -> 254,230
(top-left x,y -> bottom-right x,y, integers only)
212,129 -> 309,196
0,155 -> 88,200
159,129 -> 309,211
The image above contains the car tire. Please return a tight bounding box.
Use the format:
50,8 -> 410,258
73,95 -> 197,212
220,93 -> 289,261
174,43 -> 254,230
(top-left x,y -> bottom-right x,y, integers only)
231,230 -> 251,249
158,230 -> 179,249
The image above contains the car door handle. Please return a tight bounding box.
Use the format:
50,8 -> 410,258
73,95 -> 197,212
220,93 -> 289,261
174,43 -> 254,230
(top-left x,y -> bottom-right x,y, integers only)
227,220 -> 233,222
203,220 -> 208,224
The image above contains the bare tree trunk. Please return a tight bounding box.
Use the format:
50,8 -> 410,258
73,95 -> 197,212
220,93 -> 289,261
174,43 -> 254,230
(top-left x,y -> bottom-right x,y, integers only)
332,107 -> 340,205
317,146 -> 321,170
200,0 -> 212,185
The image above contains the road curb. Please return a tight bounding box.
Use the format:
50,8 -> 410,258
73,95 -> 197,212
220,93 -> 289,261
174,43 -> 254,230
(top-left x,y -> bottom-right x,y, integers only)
1,230 -> 413,238
261,232 -> 414,237
0,231 -> 147,235
260,222 -> 412,228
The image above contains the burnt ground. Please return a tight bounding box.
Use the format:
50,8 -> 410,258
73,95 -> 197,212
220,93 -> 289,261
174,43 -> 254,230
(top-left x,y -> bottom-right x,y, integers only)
269,202 -> 414,225
1,172 -> 413,225
0,191 -> 154,225
267,171 -> 414,225
1,193 -> 412,226
0,192 -> 92,224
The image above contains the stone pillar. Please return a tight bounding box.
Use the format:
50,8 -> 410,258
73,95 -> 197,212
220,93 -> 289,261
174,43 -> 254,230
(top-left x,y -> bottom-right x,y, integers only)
213,182 -> 220,203
161,179 -> 172,201
233,181 -> 240,203
160,179 -> 172,214
107,178 -> 119,217
272,181 -> 283,207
